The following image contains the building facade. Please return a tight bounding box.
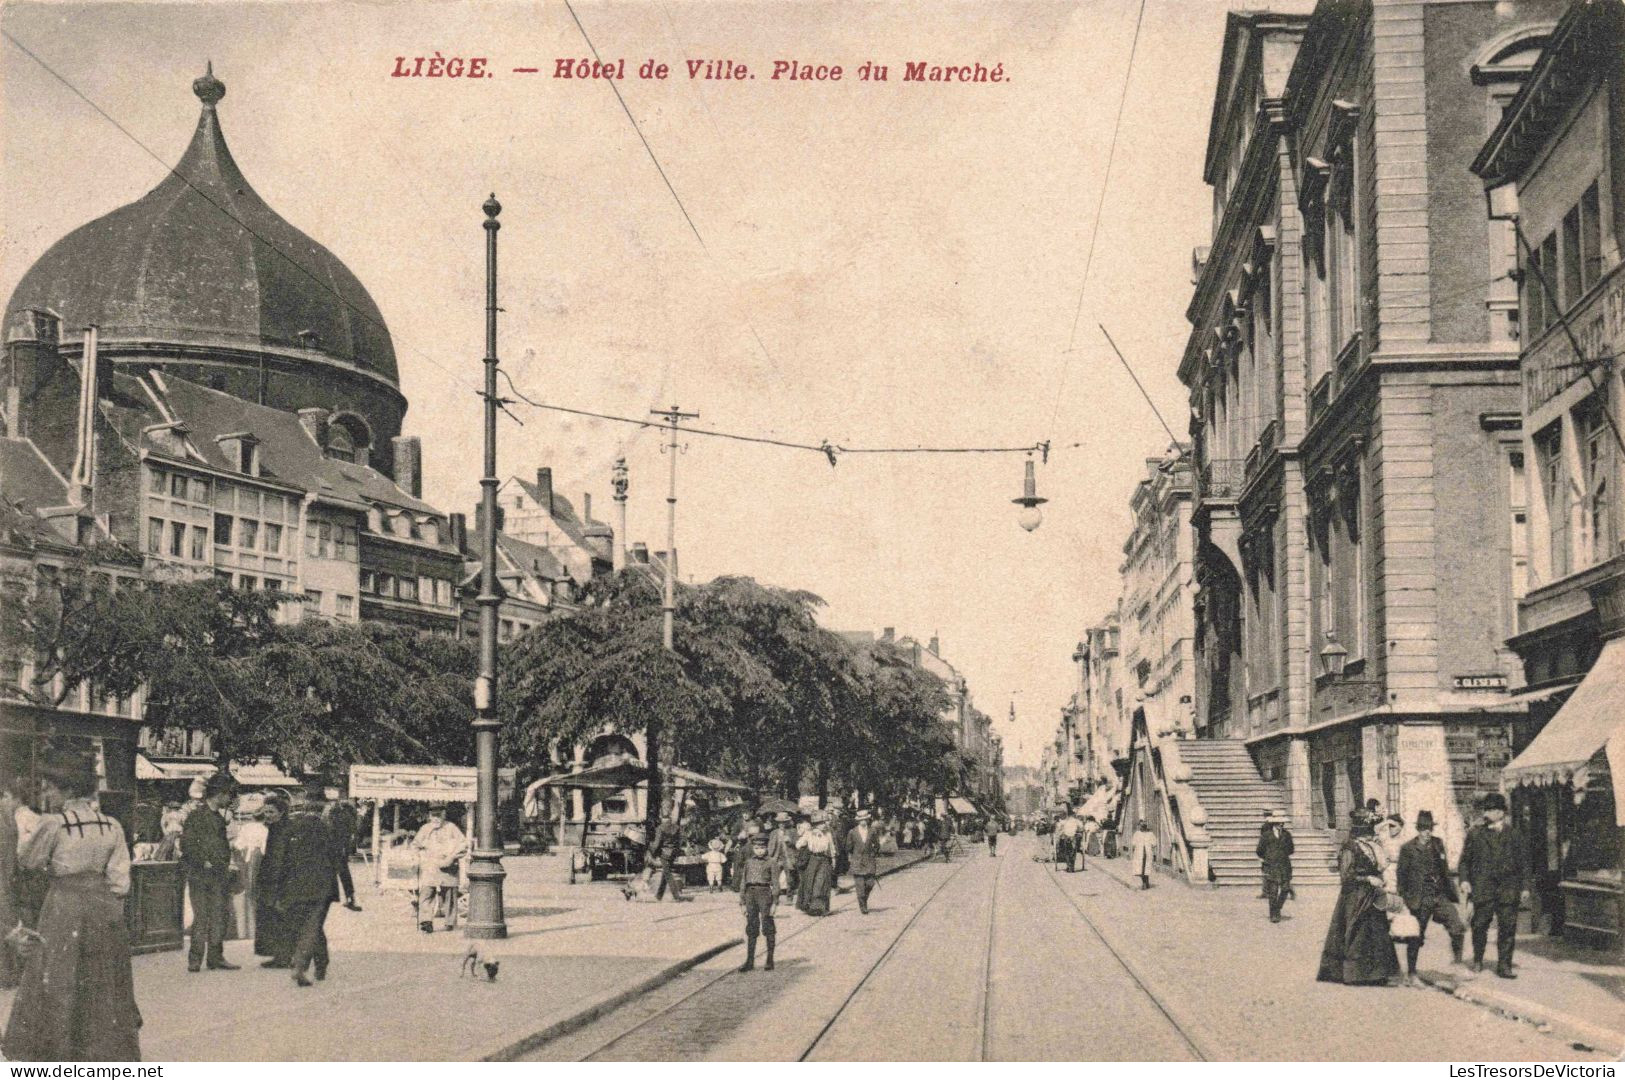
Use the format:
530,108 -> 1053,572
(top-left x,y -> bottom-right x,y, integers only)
1473,0 -> 1625,948
1184,0 -> 1563,863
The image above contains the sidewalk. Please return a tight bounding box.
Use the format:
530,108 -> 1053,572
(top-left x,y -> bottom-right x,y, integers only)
1085,850 -> 1625,1057
0,847 -> 929,1061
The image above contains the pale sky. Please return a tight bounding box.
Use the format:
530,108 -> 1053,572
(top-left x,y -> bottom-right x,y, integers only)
2,0 -> 1237,767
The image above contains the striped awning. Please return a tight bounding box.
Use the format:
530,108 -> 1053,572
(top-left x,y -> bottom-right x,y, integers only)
948,796 -> 978,815
1502,637 -> 1625,826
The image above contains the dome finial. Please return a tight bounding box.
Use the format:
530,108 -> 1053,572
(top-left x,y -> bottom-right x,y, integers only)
193,61 -> 225,108
483,193 -> 502,219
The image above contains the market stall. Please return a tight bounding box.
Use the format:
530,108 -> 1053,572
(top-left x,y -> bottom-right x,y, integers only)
525,753 -> 749,884
347,764 -> 516,891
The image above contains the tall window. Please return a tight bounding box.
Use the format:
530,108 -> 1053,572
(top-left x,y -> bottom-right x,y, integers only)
1535,422 -> 1567,580
1579,396 -> 1615,567
1508,448 -> 1528,615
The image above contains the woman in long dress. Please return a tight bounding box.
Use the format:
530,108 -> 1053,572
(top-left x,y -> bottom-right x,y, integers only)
2,762 -> 142,1061
800,816 -> 836,916
1316,808 -> 1402,986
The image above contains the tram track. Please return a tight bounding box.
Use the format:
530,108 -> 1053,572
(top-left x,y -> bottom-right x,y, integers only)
799,843 -> 1006,1061
572,852 -> 973,1062
1043,861 -> 1215,1061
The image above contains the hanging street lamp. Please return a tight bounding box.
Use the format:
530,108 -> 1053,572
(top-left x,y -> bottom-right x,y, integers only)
1013,458 -> 1047,532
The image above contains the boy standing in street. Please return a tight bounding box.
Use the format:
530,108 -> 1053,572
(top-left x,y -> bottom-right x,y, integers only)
1397,809 -> 1466,982
737,832 -> 777,972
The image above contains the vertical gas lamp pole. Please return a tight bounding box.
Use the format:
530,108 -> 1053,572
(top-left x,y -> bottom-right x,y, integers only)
467,194 -> 507,940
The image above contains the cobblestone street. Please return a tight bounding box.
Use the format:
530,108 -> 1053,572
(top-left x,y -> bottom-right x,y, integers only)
528,835 -> 1614,1061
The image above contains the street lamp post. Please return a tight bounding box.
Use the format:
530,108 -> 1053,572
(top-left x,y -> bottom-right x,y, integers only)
466,194 -> 507,940
646,404 -> 696,832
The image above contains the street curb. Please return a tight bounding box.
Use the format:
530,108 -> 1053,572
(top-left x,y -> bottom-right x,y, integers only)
476,847 -> 935,1061
476,936 -> 745,1061
1416,971 -> 1625,1056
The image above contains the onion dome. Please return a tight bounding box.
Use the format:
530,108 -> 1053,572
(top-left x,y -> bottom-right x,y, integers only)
5,63 -> 398,386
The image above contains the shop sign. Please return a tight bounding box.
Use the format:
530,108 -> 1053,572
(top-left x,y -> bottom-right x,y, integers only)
1453,674 -> 1507,690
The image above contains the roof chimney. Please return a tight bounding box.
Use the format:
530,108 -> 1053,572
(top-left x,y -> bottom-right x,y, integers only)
298,407 -> 329,449
449,512 -> 468,553
882,627 -> 895,643
582,492 -> 592,521
391,436 -> 422,498
929,634 -> 940,656
536,467 -> 554,514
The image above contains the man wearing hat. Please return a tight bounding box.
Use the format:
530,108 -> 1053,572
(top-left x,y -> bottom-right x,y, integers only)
180,772 -> 240,972
1256,810 -> 1295,922
414,802 -> 465,932
735,832 -> 778,972
765,812 -> 794,898
279,791 -> 340,987
1458,793 -> 1528,978
846,810 -> 882,915
1397,809 -> 1465,981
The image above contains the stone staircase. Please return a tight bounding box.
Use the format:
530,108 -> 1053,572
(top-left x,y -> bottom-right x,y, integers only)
1178,739 -> 1341,888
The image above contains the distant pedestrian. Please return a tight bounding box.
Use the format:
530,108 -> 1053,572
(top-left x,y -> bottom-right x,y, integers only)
847,811 -> 882,914
766,813 -> 794,896
278,792 -> 339,988
323,798 -> 362,912
702,837 -> 727,892
1127,820 -> 1155,889
414,802 -> 465,933
800,813 -> 836,915
181,772 -> 240,972
1458,793 -> 1528,979
1316,808 -> 1401,986
254,792 -> 293,969
1257,811 -> 1294,922
1057,810 -> 1082,872
1079,816 -> 1100,869
1,760 -> 142,1061
736,833 -> 777,972
730,820 -> 760,888
1397,809 -> 1466,982
790,819 -> 810,899
983,815 -> 1000,856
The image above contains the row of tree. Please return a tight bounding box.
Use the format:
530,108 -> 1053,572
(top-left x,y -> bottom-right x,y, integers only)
5,552 -> 980,816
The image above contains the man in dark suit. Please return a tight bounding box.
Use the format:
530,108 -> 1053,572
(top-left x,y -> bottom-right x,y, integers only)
181,772 -> 240,972
322,798 -> 362,912
1256,810 -> 1294,923
1458,793 -> 1528,979
1397,809 -> 1465,981
278,791 -> 340,987
846,810 -> 882,914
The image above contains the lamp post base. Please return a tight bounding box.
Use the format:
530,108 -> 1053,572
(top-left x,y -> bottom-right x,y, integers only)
464,850 -> 508,940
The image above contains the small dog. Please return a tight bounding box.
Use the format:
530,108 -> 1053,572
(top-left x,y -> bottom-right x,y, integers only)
461,944 -> 500,982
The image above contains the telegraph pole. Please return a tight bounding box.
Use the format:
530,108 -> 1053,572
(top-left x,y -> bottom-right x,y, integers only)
466,194 -> 507,940
647,404 -> 697,831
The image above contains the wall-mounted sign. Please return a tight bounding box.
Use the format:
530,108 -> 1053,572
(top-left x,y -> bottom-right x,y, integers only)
1453,674 -> 1507,690
347,764 -> 516,803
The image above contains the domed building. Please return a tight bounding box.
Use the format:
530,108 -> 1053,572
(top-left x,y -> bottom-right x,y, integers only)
4,65 -> 406,468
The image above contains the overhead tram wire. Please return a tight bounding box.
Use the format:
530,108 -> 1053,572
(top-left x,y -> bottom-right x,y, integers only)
496,369 -> 1048,465
1047,0 -> 1149,436
562,0 -> 789,390
9,28 -> 1157,479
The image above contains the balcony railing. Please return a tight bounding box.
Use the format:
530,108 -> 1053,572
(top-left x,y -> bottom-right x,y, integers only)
1198,458 -> 1245,503
1333,331 -> 1364,393
1244,420 -> 1279,486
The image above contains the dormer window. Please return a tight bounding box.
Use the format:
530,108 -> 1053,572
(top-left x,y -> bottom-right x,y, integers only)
326,425 -> 355,463
216,432 -> 260,477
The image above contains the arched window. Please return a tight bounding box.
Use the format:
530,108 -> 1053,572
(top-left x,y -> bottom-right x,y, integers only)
325,412 -> 374,465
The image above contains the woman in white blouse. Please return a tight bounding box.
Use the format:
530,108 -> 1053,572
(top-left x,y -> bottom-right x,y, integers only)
2,761 -> 142,1061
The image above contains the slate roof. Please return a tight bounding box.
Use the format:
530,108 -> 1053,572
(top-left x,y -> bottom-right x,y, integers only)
147,374 -> 437,515
4,66 -> 397,383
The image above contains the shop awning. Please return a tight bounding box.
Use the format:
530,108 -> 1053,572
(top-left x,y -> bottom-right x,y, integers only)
1502,637 -> 1625,825
1490,678 -> 1583,709
948,796 -> 978,815
135,754 -> 302,786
